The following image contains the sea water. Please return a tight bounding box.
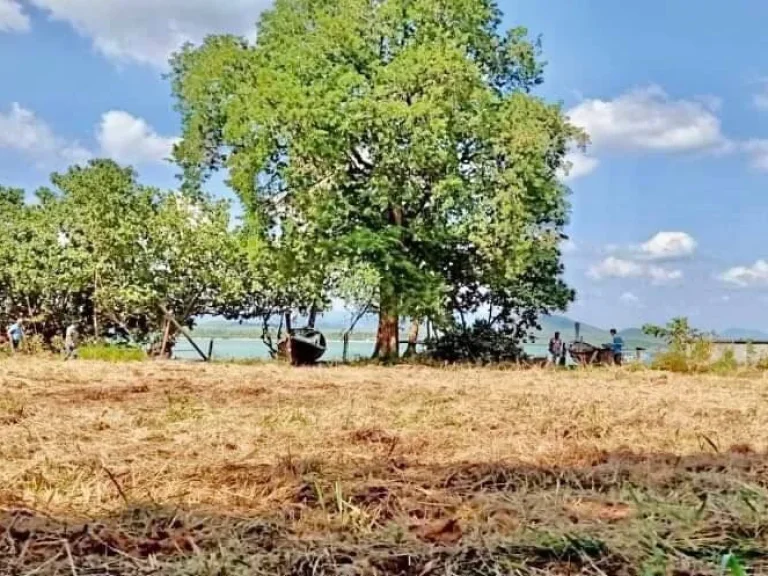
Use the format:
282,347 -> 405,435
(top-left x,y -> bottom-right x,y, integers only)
173,338 -> 552,362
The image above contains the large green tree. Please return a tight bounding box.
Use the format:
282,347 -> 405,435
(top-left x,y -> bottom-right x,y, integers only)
171,0 -> 581,359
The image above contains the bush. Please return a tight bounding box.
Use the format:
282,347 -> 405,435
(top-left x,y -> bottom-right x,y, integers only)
20,334 -> 45,355
710,348 -> 738,374
651,350 -> 693,373
78,344 -> 146,362
50,335 -> 66,354
426,320 -> 524,364
756,355 -> 768,370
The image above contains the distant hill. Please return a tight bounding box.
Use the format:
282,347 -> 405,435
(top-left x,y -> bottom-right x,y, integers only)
532,316 -> 663,350
716,328 -> 768,341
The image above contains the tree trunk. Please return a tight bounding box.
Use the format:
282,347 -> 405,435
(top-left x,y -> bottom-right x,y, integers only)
404,318 -> 420,358
373,204 -> 403,361
92,270 -> 100,339
307,304 -> 318,329
373,280 -> 399,360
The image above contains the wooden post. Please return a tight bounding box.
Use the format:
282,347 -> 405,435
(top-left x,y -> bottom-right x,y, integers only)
207,339 -> 215,361
159,305 -> 209,362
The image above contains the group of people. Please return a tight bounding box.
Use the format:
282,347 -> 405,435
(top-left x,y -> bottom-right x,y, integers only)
548,328 -> 625,366
4,318 -> 80,359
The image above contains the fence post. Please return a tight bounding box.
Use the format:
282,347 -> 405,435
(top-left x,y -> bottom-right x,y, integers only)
207,339 -> 215,361
343,333 -> 350,363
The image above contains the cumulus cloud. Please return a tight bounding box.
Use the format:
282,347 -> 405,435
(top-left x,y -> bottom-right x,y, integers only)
719,260 -> 768,287
589,256 -> 682,285
589,257 -> 644,280
0,0 -> 28,32
568,85 -> 726,153
0,103 -> 177,169
27,0 -> 271,67
639,231 -> 698,260
559,150 -> 599,182
97,111 -> 178,165
0,103 -> 91,167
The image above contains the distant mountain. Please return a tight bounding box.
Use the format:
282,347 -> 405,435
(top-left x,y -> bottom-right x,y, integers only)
717,328 -> 768,341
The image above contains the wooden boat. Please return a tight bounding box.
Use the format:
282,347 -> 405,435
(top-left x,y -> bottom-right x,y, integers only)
278,328 -> 327,365
568,341 -> 615,366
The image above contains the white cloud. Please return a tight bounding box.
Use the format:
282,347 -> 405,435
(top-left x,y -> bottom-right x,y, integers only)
589,256 -> 682,285
589,257 -> 644,280
619,292 -> 641,305
97,111 -> 178,165
640,231 -> 698,260
647,266 -> 683,285
0,104 -> 176,169
742,139 -> 768,171
28,0 -> 270,67
559,150 -> 599,182
719,260 -> 768,287
0,103 -> 91,167
0,0 -> 28,32
568,85 -> 726,153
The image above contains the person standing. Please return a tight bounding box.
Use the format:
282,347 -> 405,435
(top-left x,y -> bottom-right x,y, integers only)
548,331 -> 565,366
64,322 -> 79,360
6,318 -> 24,354
610,328 -> 624,365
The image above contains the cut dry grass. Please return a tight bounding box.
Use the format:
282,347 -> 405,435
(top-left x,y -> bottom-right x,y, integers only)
1,359 -> 767,574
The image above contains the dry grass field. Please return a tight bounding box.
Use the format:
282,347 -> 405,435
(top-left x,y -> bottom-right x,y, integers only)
1,359 -> 767,574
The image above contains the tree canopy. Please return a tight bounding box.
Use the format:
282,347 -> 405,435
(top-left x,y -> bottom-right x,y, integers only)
0,160 -> 247,351
170,0 -> 582,358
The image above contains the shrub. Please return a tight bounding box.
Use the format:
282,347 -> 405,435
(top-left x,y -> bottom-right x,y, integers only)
651,350 -> 693,373
50,335 -> 66,354
78,344 -> 146,362
20,334 -> 45,355
426,320 -> 524,364
645,317 -> 726,374
711,348 -> 738,374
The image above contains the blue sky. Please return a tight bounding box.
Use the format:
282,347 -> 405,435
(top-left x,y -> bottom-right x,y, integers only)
1,0 -> 768,331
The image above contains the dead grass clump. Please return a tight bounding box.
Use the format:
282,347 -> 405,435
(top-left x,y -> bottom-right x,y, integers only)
348,426 -> 399,446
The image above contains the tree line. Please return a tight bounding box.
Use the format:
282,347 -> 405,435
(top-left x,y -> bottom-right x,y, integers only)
1,0 -> 583,360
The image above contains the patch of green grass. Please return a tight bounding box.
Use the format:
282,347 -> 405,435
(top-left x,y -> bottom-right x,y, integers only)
78,344 -> 146,362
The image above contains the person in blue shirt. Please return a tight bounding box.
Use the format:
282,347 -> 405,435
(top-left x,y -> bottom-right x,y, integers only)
610,328 -> 624,365
6,318 -> 24,354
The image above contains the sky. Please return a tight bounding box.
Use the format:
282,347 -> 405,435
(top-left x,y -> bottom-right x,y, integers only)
1,0 -> 768,331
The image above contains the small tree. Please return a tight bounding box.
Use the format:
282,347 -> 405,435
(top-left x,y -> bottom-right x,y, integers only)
643,317 -> 713,371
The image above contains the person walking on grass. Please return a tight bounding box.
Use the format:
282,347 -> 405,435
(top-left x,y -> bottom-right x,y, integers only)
64,322 -> 79,360
548,331 -> 566,366
610,328 -> 624,366
6,318 -> 24,354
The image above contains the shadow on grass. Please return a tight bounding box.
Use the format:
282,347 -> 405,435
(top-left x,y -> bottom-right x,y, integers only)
3,448 -> 768,575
